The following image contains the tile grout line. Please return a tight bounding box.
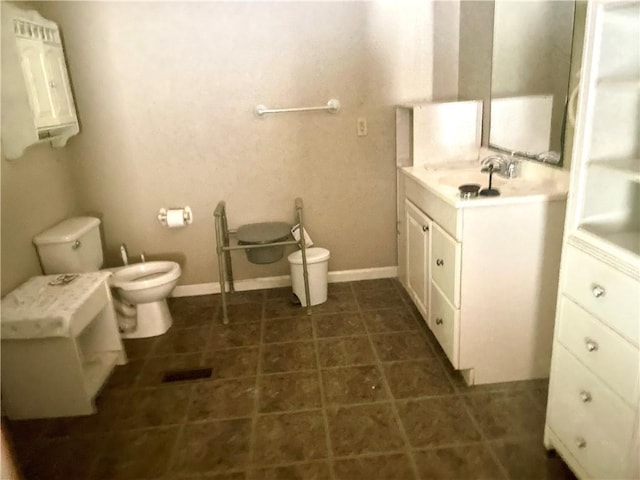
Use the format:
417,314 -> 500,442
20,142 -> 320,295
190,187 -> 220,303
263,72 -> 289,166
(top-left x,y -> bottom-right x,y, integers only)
357,286 -> 422,480
458,398 -> 511,480
247,291 -> 267,474
435,357 -> 512,479
423,324 -> 512,480
310,303 -> 338,480
126,302 -> 208,478
84,428 -> 113,479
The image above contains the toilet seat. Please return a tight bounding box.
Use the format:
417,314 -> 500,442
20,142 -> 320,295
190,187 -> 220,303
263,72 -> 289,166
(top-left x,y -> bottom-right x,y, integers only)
110,261 -> 181,291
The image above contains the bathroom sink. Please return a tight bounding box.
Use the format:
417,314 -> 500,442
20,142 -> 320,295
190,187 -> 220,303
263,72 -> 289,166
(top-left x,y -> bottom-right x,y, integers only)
405,159 -> 569,206
437,171 -> 558,195
438,172 -> 506,189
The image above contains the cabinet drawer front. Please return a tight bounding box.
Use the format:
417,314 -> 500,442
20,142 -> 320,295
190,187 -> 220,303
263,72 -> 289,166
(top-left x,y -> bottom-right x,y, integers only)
562,245 -> 639,345
430,283 -> 460,367
431,223 -> 461,308
405,176 -> 460,240
547,345 -> 639,479
557,297 -> 639,406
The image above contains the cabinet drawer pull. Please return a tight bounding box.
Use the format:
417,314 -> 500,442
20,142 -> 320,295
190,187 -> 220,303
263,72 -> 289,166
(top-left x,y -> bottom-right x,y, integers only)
435,318 -> 443,325
436,259 -> 444,266
72,240 -> 81,250
575,437 -> 587,449
422,225 -> 429,232
591,284 -> 606,298
579,390 -> 592,403
584,338 -> 599,352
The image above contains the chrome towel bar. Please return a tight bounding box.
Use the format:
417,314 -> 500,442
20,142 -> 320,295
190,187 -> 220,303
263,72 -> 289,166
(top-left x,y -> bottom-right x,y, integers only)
255,98 -> 340,118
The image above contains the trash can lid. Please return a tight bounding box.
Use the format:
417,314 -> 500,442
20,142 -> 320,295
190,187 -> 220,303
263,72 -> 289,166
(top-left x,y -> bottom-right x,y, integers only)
288,247 -> 330,265
237,222 -> 291,244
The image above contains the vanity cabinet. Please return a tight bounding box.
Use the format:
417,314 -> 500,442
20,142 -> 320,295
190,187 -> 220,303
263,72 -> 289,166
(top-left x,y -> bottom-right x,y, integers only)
1,5 -> 79,159
399,173 -> 566,385
543,2 -> 640,478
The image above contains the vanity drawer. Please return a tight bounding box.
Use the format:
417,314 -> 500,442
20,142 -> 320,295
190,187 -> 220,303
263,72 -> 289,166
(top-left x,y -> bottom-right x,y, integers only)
430,282 -> 460,367
405,175 -> 460,240
431,223 -> 461,308
556,297 -> 639,406
547,344 -> 639,480
562,245 -> 639,345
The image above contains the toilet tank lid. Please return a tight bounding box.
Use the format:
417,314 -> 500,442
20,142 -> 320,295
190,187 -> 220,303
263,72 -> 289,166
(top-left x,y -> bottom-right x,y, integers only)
33,217 -> 100,245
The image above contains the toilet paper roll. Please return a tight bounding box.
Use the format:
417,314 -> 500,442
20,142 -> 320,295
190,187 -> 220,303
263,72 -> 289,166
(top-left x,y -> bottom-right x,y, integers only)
166,208 -> 186,228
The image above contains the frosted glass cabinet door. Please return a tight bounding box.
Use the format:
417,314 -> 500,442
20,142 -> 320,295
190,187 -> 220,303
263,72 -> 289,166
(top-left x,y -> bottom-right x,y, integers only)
43,45 -> 76,125
18,37 -> 55,128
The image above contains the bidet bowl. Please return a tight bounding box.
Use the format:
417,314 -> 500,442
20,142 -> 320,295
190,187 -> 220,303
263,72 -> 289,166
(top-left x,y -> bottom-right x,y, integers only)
110,261 -> 181,304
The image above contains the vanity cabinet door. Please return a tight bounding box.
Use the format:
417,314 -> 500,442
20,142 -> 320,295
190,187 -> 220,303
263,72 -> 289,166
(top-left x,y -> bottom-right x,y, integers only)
431,223 -> 461,308
405,200 -> 431,319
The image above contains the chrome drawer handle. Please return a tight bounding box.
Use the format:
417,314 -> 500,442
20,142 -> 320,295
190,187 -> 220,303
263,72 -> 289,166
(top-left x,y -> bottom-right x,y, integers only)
591,284 -> 606,298
575,437 -> 587,449
422,225 -> 429,232
435,318 -> 443,326
72,240 -> 81,250
436,259 -> 444,266
579,390 -> 592,403
585,338 -> 599,352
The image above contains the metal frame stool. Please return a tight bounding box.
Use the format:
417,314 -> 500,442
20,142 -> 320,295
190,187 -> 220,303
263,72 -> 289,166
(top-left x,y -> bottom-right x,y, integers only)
213,198 -> 311,324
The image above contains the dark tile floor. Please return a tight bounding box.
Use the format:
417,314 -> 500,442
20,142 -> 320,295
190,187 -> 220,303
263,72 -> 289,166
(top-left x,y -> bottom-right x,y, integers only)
4,279 -> 577,480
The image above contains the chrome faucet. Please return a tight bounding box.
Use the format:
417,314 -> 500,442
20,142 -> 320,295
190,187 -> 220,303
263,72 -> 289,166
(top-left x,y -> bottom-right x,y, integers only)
120,243 -> 129,266
140,251 -> 146,263
480,154 -> 520,179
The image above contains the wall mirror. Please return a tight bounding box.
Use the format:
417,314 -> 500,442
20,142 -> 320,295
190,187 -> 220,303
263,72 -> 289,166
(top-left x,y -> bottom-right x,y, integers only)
488,0 -> 576,166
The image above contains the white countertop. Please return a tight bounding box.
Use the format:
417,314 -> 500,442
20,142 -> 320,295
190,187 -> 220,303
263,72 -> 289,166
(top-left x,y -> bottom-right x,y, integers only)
400,158 -> 569,208
1,272 -> 111,339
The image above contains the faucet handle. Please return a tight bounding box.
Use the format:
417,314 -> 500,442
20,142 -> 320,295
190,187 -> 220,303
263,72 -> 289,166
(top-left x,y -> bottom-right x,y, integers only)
140,251 -> 146,263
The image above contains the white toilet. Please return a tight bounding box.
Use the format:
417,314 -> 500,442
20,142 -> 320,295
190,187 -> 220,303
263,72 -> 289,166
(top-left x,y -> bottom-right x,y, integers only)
33,217 -> 181,338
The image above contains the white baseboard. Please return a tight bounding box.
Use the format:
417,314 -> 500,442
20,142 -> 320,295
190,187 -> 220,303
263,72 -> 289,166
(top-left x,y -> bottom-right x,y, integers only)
170,266 -> 398,298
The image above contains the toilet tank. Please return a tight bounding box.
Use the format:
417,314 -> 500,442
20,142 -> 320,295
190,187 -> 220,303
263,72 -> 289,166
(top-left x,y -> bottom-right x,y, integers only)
33,217 -> 104,274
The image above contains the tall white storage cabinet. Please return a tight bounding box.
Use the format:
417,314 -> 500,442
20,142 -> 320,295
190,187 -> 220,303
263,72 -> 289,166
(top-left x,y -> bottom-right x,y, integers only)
1,4 -> 79,159
544,1 -> 640,479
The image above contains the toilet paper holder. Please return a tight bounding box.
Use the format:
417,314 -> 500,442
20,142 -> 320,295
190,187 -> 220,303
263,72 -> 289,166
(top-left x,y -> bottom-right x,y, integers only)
157,206 -> 193,227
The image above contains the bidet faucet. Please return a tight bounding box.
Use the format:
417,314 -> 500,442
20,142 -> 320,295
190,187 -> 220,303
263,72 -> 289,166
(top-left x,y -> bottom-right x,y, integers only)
120,243 -> 129,266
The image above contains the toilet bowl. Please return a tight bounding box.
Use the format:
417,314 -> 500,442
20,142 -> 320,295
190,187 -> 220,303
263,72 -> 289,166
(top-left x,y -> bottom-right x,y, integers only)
110,261 -> 181,339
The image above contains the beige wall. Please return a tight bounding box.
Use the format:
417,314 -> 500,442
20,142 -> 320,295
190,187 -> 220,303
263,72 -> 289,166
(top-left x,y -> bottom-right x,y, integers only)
23,1 -> 432,286
1,145 -> 80,295
458,0 -> 494,146
432,0 -> 460,101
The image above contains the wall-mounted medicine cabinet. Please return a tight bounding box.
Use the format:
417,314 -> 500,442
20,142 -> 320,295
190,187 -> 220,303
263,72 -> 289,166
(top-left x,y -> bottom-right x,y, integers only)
1,4 -> 79,160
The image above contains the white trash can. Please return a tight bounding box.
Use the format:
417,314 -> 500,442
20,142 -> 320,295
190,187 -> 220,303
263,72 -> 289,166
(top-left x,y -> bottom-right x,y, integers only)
288,247 -> 330,306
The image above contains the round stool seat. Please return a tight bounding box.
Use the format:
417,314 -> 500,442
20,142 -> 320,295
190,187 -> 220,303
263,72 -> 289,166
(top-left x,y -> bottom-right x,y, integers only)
237,222 -> 291,264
